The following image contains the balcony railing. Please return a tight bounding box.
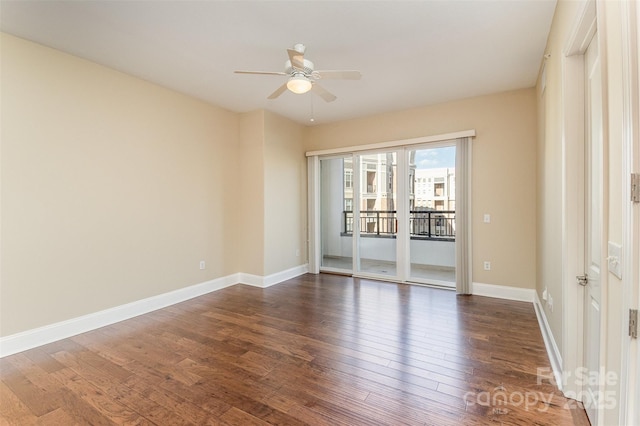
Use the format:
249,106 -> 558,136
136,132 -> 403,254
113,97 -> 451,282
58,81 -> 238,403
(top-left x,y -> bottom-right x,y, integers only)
342,210 -> 455,241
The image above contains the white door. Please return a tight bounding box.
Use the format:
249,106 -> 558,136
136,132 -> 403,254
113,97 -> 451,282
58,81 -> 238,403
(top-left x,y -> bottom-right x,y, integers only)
583,31 -> 603,425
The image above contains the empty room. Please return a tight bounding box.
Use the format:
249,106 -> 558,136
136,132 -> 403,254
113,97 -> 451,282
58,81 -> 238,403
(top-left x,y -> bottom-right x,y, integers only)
1,1 -> 639,425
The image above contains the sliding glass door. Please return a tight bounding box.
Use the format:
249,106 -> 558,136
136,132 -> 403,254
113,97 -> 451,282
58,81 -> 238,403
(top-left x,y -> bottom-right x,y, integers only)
407,144 -> 456,287
319,156 -> 353,273
355,151 -> 398,278
316,140 -> 461,288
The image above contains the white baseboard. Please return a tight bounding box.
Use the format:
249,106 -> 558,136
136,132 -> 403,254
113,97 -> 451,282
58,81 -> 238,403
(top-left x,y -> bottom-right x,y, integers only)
472,281 -> 536,302
264,264 -> 309,287
239,264 -> 309,288
237,272 -> 264,287
0,264 -> 308,358
533,292 -> 564,391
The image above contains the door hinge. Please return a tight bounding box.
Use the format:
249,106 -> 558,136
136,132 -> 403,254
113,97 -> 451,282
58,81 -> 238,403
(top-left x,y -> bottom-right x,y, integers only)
632,173 -> 640,203
577,275 -> 588,286
630,309 -> 638,339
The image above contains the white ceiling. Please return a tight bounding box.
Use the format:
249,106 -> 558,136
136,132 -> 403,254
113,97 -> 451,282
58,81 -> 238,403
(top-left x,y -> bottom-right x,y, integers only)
0,1 -> 556,125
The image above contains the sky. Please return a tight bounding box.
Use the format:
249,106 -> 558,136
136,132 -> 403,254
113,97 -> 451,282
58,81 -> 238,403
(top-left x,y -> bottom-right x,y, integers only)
414,146 -> 456,169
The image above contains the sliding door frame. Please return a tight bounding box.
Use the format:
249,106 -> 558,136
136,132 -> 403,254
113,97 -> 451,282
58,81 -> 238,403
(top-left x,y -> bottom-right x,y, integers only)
405,140 -> 459,288
352,147 -> 403,282
307,130 -> 475,292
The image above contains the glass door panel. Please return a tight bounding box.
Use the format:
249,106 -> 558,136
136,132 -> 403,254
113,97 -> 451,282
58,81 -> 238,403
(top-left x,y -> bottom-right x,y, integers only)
356,152 -> 397,278
407,145 -> 456,287
320,157 -> 353,273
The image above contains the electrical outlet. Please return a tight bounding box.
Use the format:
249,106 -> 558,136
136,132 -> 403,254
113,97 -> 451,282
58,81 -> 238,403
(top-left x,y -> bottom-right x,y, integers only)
295,249 -> 300,257
483,214 -> 491,223
542,288 -> 548,301
199,260 -> 206,270
483,261 -> 491,271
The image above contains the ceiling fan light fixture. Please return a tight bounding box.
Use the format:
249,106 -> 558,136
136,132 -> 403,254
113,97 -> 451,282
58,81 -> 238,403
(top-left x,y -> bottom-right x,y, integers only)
235,43 -> 357,102
287,75 -> 312,94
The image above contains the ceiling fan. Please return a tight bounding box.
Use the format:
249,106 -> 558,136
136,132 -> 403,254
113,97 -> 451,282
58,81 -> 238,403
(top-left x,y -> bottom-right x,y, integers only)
234,43 -> 361,102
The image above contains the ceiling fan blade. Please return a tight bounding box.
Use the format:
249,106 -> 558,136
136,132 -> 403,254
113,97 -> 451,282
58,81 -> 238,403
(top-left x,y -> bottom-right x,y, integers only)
287,49 -> 305,71
313,70 -> 362,80
235,70 -> 287,76
311,83 -> 337,103
267,82 -> 289,100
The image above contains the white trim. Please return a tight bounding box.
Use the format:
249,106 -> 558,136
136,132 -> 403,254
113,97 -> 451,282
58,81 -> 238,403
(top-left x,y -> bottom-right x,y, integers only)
408,277 -> 456,289
595,6 -> 612,425
237,272 -> 264,287
0,274 -> 237,358
352,152 -> 361,272
308,156 -> 320,274
236,264 -> 310,288
472,282 -> 535,303
397,148 -> 410,282
534,292 -> 565,392
455,138 -> 472,294
620,1 -> 640,424
0,264 -> 309,358
560,0 -> 596,401
560,52 -> 587,398
263,264 -> 309,287
305,130 -> 476,157
564,0 -> 597,56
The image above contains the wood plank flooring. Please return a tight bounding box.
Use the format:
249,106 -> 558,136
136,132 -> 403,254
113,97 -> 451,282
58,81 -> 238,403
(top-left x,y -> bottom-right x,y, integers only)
0,274 -> 590,425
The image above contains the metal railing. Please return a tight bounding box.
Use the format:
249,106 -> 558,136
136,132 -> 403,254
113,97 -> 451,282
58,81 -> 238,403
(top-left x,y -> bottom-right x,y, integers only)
342,210 -> 455,241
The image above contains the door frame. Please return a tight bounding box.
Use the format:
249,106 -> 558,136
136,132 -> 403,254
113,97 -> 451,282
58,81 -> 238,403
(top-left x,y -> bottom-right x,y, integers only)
560,2 -> 632,424
352,147 -> 403,282
560,0 -> 593,398
620,0 -> 640,423
583,29 -> 604,425
352,143 -> 459,285
561,0 -> 605,401
405,141 -> 459,287
561,3 -> 640,422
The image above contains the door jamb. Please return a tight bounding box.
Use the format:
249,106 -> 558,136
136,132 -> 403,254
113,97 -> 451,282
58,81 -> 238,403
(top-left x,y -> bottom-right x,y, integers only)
619,0 -> 640,423
561,0 -> 596,398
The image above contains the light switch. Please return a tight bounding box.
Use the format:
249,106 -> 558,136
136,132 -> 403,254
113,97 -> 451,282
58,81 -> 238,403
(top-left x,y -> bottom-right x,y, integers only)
608,242 -> 622,279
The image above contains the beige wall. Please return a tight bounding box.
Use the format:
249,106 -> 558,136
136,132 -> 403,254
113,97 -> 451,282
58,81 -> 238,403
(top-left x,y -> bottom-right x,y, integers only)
238,110 -> 266,276
1,34 -> 311,337
306,89 -> 538,290
236,110 -> 307,277
1,33 -> 240,336
263,111 -> 307,276
1,34 -> 310,338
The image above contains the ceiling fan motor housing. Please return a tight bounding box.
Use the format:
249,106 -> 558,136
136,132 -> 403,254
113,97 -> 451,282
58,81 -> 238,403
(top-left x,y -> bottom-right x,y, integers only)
285,59 -> 315,76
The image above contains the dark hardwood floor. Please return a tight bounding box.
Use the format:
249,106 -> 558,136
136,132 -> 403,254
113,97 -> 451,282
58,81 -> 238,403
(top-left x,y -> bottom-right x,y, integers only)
0,274 -> 589,425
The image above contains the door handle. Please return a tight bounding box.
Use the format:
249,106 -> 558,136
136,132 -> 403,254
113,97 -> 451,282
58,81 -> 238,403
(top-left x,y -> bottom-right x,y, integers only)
577,275 -> 588,286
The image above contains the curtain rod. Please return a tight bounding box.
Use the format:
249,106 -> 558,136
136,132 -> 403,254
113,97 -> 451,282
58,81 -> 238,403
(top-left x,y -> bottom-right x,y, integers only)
305,129 -> 476,157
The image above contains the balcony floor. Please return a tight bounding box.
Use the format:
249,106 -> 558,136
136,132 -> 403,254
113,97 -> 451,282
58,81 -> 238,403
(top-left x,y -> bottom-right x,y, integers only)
322,256 -> 455,286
